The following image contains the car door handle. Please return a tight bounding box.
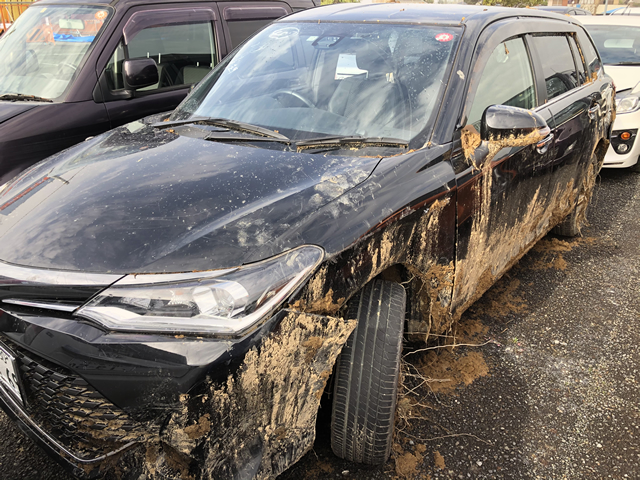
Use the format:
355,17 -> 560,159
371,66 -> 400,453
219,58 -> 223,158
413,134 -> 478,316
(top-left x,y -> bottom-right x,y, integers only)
588,92 -> 602,119
536,133 -> 554,154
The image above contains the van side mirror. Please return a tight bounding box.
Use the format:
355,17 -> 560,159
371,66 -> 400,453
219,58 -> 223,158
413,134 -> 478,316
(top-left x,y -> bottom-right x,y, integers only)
481,105 -> 550,145
123,58 -> 159,90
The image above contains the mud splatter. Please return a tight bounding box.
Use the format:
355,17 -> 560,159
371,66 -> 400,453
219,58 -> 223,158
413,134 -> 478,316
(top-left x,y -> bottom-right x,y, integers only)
160,310 -> 356,480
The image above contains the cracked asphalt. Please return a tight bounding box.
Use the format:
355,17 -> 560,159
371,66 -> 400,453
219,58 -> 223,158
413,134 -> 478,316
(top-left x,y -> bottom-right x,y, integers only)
1,168 -> 638,479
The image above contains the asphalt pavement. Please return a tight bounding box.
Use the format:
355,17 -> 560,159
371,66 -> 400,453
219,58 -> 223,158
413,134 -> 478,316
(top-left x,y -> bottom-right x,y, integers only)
1,167 -> 638,480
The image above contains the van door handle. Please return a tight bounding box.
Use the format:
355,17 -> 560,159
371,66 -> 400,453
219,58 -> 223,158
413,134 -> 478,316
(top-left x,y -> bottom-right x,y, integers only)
536,133 -> 554,154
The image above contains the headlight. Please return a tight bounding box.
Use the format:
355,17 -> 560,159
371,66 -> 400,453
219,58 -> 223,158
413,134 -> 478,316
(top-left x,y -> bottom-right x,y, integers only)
77,245 -> 324,335
615,95 -> 640,114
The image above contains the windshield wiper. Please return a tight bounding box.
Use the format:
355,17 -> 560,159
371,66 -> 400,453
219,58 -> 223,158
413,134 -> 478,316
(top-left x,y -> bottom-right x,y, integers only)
0,94 -> 53,103
296,135 -> 409,149
204,132 -> 290,144
608,62 -> 640,66
153,116 -> 290,141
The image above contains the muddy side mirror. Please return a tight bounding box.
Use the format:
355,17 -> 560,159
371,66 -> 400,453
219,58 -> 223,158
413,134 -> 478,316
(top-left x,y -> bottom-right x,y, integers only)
123,58 -> 159,90
481,105 -> 550,145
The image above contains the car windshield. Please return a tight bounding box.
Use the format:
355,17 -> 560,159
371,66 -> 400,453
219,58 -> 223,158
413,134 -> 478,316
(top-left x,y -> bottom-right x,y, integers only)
0,5 -> 112,100
173,22 -> 461,145
584,25 -> 640,65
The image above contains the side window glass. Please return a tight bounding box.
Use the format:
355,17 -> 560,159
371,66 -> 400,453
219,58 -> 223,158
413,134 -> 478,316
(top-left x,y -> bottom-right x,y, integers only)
467,37 -> 536,129
227,20 -> 275,49
568,35 -> 587,84
530,35 -> 578,101
105,20 -> 217,92
577,30 -> 602,80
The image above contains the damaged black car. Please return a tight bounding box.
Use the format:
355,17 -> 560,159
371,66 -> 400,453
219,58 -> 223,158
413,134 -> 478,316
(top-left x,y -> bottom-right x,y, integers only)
0,4 -> 613,480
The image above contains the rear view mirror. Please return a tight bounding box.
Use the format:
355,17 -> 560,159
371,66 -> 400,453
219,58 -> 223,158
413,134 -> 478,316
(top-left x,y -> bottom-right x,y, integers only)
481,105 -> 550,146
123,58 -> 159,90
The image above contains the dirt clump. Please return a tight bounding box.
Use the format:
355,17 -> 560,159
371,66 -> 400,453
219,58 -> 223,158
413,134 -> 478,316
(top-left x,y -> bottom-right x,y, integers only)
474,278 -> 527,318
434,450 -> 446,470
418,350 -> 489,395
395,451 -> 420,478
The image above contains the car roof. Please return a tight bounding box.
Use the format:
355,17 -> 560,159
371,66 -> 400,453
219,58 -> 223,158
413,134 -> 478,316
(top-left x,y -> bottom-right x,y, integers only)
281,3 -> 582,31
35,0 -> 291,6
578,15 -> 640,26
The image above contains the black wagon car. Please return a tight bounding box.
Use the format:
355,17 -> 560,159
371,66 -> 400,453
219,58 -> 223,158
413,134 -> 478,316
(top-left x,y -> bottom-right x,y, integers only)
0,0 -> 317,184
0,4 -> 613,479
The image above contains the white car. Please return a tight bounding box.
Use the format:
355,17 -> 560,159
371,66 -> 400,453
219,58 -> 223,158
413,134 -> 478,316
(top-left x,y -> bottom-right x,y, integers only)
580,15 -> 640,171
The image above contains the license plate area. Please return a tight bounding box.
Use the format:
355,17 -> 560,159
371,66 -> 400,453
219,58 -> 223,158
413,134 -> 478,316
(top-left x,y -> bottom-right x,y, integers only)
0,341 -> 24,405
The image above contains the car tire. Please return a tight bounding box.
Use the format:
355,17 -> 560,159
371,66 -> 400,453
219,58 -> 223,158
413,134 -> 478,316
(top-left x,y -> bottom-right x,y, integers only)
330,279 -> 406,465
553,152 -> 599,237
630,159 -> 640,173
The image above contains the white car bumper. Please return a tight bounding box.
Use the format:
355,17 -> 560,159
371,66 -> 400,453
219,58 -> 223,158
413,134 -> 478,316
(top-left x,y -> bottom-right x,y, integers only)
603,110 -> 640,169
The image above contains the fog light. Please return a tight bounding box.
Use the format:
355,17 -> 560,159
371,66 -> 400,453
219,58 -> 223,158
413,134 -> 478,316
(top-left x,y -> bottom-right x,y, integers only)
617,143 -> 630,154
620,131 -> 632,141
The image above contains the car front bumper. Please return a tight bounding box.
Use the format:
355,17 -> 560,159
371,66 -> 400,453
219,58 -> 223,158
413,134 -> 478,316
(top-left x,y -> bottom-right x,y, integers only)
603,111 -> 640,169
0,306 -> 353,479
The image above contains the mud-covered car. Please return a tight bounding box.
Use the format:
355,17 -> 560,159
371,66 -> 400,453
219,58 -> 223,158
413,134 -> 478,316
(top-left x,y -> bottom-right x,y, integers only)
0,4 -> 613,480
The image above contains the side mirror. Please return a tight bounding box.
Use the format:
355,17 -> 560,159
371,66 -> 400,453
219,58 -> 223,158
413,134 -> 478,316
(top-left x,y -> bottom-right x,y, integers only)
481,105 -> 550,145
123,58 -> 159,91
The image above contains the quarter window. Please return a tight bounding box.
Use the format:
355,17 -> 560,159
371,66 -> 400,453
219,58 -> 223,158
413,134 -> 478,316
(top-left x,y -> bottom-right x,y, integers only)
529,35 -> 579,101
568,35 -> 587,84
467,37 -> 536,128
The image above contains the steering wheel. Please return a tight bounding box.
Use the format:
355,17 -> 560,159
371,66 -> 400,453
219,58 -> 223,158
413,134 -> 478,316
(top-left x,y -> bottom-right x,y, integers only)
272,90 -> 314,108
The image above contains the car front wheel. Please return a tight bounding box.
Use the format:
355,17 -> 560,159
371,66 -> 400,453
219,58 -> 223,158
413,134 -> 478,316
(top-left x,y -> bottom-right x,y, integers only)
330,279 -> 406,465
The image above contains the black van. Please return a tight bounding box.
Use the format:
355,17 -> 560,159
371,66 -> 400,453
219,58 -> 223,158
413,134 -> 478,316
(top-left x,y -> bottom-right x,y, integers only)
0,0 -> 317,183
0,4 -> 613,480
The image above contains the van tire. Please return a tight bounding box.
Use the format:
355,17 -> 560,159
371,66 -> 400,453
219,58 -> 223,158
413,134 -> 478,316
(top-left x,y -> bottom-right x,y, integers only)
330,279 -> 406,465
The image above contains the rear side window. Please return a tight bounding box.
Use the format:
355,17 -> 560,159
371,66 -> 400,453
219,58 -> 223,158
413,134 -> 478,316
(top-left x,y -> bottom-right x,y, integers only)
222,5 -> 289,49
227,20 -> 274,48
467,37 -> 536,128
529,35 -> 579,101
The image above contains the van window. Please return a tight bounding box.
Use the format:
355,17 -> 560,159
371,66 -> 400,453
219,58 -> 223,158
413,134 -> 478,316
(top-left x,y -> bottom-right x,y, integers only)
105,19 -> 217,93
467,37 -> 536,128
529,35 -> 578,101
227,20 -> 273,48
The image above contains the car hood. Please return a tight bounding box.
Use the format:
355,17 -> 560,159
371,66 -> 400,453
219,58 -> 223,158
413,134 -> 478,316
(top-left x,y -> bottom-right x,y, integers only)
0,121 -> 381,273
0,102 -> 37,125
603,65 -> 640,92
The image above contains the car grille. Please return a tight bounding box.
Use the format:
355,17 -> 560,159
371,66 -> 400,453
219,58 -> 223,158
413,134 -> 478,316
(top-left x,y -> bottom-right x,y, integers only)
5,339 -> 150,460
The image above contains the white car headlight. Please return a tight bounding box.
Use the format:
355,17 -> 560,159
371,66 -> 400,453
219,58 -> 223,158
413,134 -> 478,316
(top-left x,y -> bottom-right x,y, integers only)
77,245 -> 324,335
615,95 -> 640,114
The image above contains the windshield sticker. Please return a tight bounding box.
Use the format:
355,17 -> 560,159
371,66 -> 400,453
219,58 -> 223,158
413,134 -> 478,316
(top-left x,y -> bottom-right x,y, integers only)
95,10 -> 108,20
435,33 -> 453,42
53,33 -> 95,43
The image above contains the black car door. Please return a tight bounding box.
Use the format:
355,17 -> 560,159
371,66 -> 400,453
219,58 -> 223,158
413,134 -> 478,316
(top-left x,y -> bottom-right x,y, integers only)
93,4 -> 226,129
527,33 -> 600,193
451,27 -> 558,315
